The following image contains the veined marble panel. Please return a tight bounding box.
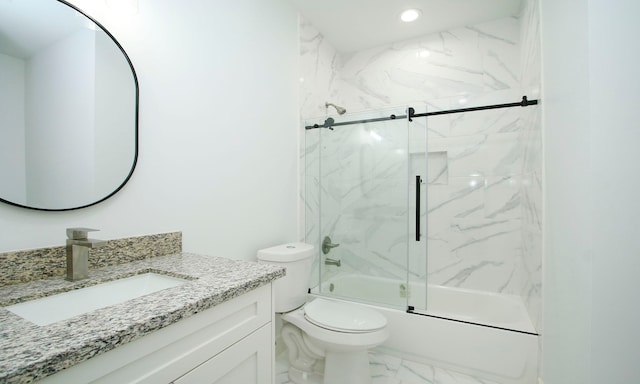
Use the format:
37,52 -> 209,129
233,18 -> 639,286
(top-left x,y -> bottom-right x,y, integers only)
426,152 -> 448,185
518,0 -> 542,331
519,0 -> 542,98
444,134 -> 490,178
424,98 -> 452,139
429,218 -> 522,292
428,177 -> 486,231
337,27 -> 486,108
299,18 -> 341,119
450,104 -> 521,137
473,16 -> 520,91
485,176 -> 522,220
444,132 -> 523,179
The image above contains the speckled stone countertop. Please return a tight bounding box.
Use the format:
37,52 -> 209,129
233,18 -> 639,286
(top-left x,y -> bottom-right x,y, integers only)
0,252 -> 285,384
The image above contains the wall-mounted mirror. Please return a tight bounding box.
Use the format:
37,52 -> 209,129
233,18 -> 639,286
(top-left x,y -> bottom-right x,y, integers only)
0,0 -> 138,211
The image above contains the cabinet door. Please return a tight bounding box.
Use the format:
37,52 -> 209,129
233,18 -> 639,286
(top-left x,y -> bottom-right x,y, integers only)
174,323 -> 272,384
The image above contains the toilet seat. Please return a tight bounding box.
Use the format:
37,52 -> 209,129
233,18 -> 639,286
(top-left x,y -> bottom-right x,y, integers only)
303,298 -> 387,333
281,300 -> 389,351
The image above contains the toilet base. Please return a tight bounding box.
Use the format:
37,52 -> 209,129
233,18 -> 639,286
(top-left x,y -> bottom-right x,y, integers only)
281,321 -> 376,384
285,347 -> 373,384
280,300 -> 388,384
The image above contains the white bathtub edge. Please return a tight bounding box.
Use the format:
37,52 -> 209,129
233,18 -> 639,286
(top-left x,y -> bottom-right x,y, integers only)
376,305 -> 539,384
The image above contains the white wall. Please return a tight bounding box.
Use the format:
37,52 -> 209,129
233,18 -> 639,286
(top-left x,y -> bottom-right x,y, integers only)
25,28 -> 96,207
0,53 -> 26,202
0,0 -> 300,262
94,28 -> 137,200
541,0 -> 640,383
588,1 -> 640,379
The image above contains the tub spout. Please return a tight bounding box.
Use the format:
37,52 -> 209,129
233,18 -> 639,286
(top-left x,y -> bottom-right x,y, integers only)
325,258 -> 341,267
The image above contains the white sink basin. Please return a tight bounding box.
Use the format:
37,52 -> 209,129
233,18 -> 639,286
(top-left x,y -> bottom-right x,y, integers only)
6,273 -> 188,326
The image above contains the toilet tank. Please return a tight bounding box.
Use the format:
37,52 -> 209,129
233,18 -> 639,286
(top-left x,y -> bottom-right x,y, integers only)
256,243 -> 314,313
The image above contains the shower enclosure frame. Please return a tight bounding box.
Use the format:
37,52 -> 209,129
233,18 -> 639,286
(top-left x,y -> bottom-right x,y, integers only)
304,96 -> 540,334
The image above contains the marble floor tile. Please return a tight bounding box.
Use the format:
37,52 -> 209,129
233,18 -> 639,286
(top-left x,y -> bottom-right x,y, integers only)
276,348 -> 502,384
434,366 -> 501,384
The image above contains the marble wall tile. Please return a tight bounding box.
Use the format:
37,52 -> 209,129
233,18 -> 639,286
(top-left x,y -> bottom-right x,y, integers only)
427,152 -> 448,185
485,176 -> 522,220
444,135 -> 491,178
473,17 -> 520,91
299,18 -> 340,118
449,104 -> 521,137
519,1 -> 542,98
335,27 -> 486,110
428,177 -> 486,225
429,218 -> 522,292
518,0 -> 542,331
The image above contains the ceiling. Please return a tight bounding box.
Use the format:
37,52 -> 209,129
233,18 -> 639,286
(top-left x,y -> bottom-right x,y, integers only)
287,0 -> 524,53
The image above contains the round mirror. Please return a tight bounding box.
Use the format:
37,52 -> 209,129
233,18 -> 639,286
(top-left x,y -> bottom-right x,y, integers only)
0,0 -> 138,211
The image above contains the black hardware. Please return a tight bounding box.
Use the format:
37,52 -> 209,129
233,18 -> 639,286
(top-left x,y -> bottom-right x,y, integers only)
407,306 -> 415,313
408,107 -> 415,122
406,310 -> 539,336
304,96 -> 538,130
416,176 -> 422,241
324,117 -> 335,130
305,114 -> 409,130
411,95 -> 539,119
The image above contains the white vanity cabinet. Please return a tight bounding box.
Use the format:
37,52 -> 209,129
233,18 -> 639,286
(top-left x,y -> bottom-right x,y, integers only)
38,284 -> 274,384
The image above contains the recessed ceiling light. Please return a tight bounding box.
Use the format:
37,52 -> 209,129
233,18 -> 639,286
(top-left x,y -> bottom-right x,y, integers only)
400,9 -> 422,23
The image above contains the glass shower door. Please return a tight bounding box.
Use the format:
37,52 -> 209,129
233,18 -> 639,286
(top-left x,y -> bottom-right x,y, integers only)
305,106 -> 421,310
407,107 -> 428,312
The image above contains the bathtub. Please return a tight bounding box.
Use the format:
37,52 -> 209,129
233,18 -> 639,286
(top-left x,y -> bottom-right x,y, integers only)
311,274 -> 539,384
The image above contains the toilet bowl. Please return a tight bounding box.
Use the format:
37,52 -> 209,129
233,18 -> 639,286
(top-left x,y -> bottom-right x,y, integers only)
282,298 -> 389,384
256,243 -> 389,384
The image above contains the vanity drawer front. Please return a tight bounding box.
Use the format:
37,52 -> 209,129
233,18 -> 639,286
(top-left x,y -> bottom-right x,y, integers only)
39,284 -> 272,384
173,323 -> 272,384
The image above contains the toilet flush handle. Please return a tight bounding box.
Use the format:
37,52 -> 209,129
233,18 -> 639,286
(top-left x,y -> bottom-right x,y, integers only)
322,236 -> 340,255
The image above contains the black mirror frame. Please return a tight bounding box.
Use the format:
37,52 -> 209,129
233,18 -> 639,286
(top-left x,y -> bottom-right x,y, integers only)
0,0 -> 139,211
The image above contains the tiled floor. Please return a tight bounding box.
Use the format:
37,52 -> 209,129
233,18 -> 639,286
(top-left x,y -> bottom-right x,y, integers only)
276,348 -> 501,384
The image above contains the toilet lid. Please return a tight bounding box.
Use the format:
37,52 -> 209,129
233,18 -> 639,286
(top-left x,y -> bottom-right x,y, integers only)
304,298 -> 387,333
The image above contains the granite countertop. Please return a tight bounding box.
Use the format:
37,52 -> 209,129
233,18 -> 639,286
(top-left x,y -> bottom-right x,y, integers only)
0,252 -> 285,383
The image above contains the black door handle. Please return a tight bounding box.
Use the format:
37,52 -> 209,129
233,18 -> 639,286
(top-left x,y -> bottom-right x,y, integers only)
416,175 -> 422,241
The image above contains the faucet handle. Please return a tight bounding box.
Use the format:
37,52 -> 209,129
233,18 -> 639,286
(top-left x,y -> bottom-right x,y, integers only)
322,236 -> 340,255
66,227 -> 100,240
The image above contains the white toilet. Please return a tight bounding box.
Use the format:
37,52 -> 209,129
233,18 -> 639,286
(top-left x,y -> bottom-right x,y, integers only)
257,243 -> 389,384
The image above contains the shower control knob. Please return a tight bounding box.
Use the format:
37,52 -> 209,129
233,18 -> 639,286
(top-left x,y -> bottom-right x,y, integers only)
322,236 -> 340,255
